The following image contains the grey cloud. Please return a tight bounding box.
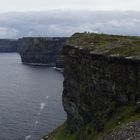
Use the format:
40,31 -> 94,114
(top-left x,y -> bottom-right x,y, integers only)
0,10 -> 140,38
0,27 -> 19,38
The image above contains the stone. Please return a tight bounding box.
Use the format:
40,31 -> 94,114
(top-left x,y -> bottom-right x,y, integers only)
19,37 -> 68,68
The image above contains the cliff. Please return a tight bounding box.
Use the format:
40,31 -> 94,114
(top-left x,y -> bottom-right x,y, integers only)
0,39 -> 18,52
19,37 -> 68,67
42,33 -> 140,140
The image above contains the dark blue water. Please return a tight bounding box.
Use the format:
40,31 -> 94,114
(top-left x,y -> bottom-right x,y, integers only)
0,53 -> 66,140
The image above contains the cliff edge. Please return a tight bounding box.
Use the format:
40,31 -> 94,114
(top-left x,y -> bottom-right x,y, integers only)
19,37 -> 67,67
42,33 -> 140,140
0,39 -> 18,52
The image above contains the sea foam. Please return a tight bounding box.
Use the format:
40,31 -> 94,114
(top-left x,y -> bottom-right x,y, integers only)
40,102 -> 46,110
25,135 -> 31,140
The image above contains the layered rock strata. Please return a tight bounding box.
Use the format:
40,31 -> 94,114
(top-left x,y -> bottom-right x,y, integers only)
62,33 -> 140,132
19,37 -> 68,67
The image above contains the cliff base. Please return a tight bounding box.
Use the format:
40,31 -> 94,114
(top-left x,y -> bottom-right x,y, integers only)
42,105 -> 140,140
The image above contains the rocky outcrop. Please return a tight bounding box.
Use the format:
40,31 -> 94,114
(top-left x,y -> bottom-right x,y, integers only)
41,33 -> 140,140
0,39 -> 18,52
101,121 -> 140,140
62,33 -> 140,136
19,37 -> 68,67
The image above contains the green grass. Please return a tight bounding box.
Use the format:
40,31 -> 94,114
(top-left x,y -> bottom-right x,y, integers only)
43,105 -> 140,140
67,32 -> 140,57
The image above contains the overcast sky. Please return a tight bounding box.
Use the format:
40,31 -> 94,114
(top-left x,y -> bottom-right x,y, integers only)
0,0 -> 140,12
0,0 -> 140,38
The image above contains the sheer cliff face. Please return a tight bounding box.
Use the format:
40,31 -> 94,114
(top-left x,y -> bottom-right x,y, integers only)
62,33 -> 140,132
19,37 -> 67,67
0,39 -> 18,52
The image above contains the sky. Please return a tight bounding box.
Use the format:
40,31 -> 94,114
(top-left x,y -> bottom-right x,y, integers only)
0,0 -> 140,38
0,0 -> 140,12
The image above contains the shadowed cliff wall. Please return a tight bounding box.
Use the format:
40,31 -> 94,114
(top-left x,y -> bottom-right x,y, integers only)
62,44 -> 140,132
0,39 -> 18,52
19,37 -> 68,67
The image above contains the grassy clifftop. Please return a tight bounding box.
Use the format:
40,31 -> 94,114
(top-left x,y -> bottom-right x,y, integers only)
67,32 -> 140,57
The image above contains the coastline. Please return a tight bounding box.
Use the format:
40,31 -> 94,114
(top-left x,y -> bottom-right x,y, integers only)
22,62 -> 64,72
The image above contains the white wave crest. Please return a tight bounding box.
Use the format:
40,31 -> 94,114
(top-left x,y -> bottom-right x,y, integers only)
46,96 -> 49,99
25,135 -> 31,140
40,102 -> 46,110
